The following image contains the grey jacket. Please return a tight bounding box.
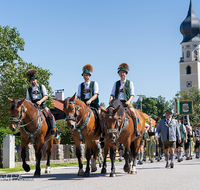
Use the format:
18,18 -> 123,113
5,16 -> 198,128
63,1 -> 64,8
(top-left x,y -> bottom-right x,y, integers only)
155,118 -> 181,142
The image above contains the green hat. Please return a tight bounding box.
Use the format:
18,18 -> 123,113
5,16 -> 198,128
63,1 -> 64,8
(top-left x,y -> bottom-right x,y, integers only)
117,63 -> 129,74
82,64 -> 93,76
175,115 -> 182,120
165,108 -> 172,114
26,69 -> 37,81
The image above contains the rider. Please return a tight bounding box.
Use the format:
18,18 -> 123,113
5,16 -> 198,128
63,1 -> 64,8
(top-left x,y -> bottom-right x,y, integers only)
109,63 -> 141,137
77,64 -> 105,137
26,69 -> 55,135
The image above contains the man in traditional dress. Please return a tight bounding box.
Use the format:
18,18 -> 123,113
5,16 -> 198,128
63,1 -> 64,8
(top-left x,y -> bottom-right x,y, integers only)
26,69 -> 55,135
77,64 -> 105,137
109,63 -> 141,137
155,117 -> 162,161
193,123 -> 200,158
154,109 -> 181,168
175,114 -> 187,162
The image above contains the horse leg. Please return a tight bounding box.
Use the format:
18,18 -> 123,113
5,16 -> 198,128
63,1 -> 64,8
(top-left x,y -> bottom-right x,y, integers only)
130,140 -> 140,174
123,147 -> 131,173
91,142 -> 98,172
83,147 -> 91,177
45,141 -> 52,174
34,149 -> 42,177
110,147 -> 116,177
21,148 -> 30,172
76,147 -> 84,176
101,141 -> 108,174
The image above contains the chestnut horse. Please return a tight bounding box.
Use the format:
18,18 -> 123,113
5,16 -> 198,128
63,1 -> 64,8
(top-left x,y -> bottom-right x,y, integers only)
8,98 -> 56,177
100,99 -> 145,177
58,93 -> 101,177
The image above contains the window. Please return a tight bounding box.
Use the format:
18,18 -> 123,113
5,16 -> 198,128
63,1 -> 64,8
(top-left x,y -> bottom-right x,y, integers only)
186,65 -> 191,74
186,51 -> 190,58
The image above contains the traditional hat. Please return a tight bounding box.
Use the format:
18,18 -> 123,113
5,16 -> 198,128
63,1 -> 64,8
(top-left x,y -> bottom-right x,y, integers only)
174,114 -> 182,120
117,63 -> 129,74
194,122 -> 198,127
165,108 -> 172,114
82,64 -> 93,76
155,116 -> 161,123
26,69 -> 37,81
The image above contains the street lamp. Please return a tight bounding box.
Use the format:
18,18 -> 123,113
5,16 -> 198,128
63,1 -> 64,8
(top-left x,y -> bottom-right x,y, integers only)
137,94 -> 145,112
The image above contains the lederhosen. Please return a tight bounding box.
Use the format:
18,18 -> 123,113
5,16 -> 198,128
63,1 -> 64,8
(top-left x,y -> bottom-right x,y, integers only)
80,81 -> 100,110
185,131 -> 191,150
163,120 -> 175,149
114,80 -> 133,108
28,84 -> 47,108
176,124 -> 185,148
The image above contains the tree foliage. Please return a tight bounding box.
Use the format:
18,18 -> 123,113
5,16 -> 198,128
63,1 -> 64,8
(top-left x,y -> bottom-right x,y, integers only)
133,95 -> 173,120
179,87 -> 200,126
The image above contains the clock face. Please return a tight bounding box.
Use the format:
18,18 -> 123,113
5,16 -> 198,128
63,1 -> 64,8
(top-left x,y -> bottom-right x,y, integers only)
186,81 -> 192,87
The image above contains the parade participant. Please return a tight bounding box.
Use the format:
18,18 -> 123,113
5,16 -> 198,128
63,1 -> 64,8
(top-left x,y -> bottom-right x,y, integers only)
175,114 -> 187,162
154,109 -> 181,168
26,69 -> 55,135
146,121 -> 156,163
185,125 -> 192,160
155,117 -> 162,161
77,64 -> 105,137
142,123 -> 149,162
109,63 -> 141,136
193,123 -> 200,159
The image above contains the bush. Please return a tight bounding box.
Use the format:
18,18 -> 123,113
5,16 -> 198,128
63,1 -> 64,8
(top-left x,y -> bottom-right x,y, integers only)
55,120 -> 72,144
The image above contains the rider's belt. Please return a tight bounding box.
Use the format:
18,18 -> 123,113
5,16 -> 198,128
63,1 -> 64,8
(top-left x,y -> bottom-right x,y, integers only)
32,90 -> 41,95
83,89 -> 91,94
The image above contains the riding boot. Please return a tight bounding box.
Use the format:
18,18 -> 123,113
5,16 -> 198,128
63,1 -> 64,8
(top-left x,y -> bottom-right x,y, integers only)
132,116 -> 141,137
49,116 -> 56,135
99,120 -> 105,138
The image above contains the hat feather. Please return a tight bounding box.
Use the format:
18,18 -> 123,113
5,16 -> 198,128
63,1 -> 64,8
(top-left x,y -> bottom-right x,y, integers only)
26,69 -> 37,77
155,116 -> 161,122
83,64 -> 93,72
118,63 -> 129,71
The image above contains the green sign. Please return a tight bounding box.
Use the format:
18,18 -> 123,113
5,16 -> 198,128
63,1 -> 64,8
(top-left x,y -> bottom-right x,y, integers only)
179,100 -> 193,115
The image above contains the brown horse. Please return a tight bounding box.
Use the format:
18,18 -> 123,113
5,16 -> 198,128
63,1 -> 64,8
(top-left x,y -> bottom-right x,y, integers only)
8,98 -> 56,177
58,93 -> 101,177
100,99 -> 145,177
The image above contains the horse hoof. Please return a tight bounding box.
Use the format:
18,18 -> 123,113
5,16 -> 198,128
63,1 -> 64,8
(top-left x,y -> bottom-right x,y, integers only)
23,164 -> 30,172
101,168 -> 107,174
83,172 -> 90,177
77,169 -> 84,176
91,167 -> 97,172
45,166 -> 51,174
129,170 -> 137,175
110,173 -> 116,177
123,165 -> 130,173
34,172 -> 41,177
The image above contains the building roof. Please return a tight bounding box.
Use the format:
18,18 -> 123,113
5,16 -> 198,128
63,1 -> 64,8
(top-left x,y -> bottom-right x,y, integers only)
180,0 -> 200,43
53,99 -> 64,111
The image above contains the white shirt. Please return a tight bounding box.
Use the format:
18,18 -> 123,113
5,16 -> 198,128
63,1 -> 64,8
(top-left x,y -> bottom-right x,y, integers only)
26,84 -> 48,100
111,79 -> 134,100
77,81 -> 99,99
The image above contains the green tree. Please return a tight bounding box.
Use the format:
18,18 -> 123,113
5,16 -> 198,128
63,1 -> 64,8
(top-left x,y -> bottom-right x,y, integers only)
179,87 -> 200,126
0,25 -> 54,143
133,95 -> 173,119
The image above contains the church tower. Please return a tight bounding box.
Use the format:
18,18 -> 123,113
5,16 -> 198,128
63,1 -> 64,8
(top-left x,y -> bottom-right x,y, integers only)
180,0 -> 200,92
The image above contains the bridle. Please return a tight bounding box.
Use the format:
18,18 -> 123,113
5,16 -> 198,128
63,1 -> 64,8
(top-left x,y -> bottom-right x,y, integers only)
65,101 -> 89,127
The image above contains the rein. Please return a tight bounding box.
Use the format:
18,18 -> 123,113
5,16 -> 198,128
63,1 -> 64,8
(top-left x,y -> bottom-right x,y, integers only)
65,101 -> 91,140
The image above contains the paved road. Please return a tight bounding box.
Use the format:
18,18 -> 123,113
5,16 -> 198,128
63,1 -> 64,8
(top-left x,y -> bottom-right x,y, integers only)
0,158 -> 200,190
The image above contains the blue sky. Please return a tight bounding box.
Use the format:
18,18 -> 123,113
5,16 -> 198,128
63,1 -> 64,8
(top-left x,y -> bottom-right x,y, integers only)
0,0 -> 198,107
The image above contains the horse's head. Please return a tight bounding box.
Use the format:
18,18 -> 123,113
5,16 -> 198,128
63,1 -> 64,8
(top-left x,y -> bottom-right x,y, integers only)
8,97 -> 26,132
101,105 -> 122,143
59,93 -> 79,131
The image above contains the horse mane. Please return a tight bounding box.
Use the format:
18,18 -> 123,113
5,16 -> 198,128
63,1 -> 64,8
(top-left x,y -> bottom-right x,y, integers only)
11,99 -> 18,111
108,99 -> 124,116
64,97 -> 70,109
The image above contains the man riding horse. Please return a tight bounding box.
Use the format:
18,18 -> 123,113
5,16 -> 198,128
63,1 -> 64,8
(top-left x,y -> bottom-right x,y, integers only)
77,64 -> 105,137
26,69 -> 55,135
109,63 -> 141,137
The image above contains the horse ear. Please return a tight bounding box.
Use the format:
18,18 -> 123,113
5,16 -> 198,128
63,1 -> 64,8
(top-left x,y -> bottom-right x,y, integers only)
58,99 -> 64,104
8,97 -> 13,103
17,98 -> 25,106
100,106 -> 107,114
70,93 -> 76,101
113,105 -> 120,114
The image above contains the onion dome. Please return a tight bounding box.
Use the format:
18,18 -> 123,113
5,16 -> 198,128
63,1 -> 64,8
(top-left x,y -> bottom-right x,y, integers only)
180,0 -> 200,43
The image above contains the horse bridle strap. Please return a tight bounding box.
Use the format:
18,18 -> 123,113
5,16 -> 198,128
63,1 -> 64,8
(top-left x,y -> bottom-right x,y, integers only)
10,104 -> 26,123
